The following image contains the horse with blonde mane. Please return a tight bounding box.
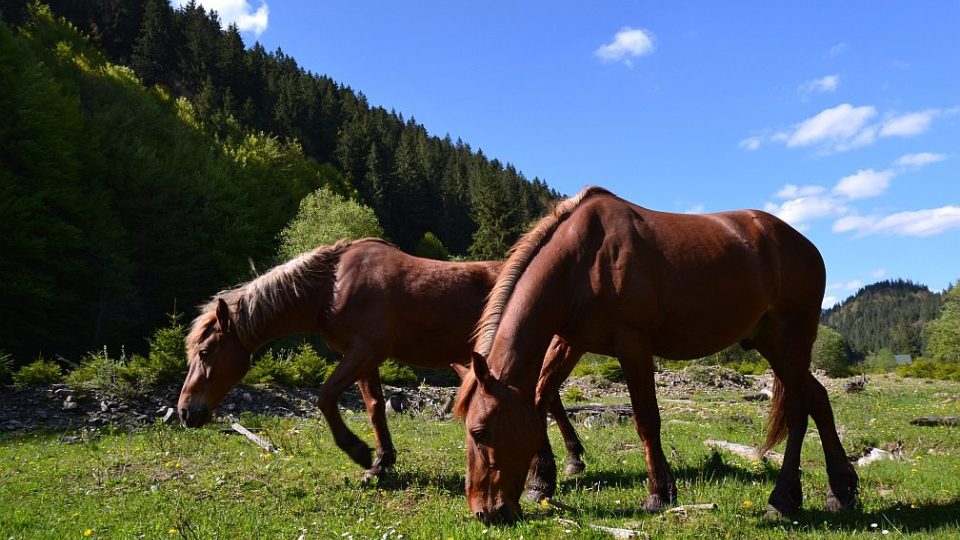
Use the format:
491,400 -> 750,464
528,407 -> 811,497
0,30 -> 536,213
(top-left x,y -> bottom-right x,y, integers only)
177,238 -> 586,486
455,187 -> 858,524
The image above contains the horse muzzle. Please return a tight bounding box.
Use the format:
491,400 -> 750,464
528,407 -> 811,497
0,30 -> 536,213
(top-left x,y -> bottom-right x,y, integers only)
474,504 -> 520,525
179,403 -> 211,428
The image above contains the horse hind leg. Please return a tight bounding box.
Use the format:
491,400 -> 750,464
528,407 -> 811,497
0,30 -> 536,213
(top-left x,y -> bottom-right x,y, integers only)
357,371 -> 397,481
806,372 -> 858,511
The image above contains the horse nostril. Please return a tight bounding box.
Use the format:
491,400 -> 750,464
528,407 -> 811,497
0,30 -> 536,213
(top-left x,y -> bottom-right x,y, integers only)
475,511 -> 484,521
179,408 -> 189,421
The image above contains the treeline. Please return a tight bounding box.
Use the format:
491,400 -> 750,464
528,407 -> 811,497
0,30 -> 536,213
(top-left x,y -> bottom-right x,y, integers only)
0,3 -> 557,363
2,0 -> 558,255
821,279 -> 943,357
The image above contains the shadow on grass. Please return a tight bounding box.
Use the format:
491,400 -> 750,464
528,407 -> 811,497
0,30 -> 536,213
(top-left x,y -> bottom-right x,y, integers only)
371,468 -> 465,495
776,500 -> 960,535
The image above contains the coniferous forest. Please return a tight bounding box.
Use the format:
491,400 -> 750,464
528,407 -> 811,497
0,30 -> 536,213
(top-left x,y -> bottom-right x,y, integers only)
0,2 -> 557,363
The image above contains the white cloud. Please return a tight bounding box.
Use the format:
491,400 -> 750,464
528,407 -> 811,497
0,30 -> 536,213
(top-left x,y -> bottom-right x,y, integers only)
595,27 -> 655,67
799,74 -> 840,94
684,204 -> 705,214
833,206 -> 960,237
739,136 -> 762,151
764,195 -> 848,229
172,0 -> 268,36
880,109 -> 939,137
822,296 -> 839,309
742,105 -> 951,153
871,269 -> 888,279
776,184 -> 827,199
787,103 -> 877,148
833,169 -> 896,200
827,280 -> 864,292
893,152 -> 947,168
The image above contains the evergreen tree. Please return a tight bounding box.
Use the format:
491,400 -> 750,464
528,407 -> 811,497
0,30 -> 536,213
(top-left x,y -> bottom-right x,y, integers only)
129,0 -> 173,87
924,282 -> 960,361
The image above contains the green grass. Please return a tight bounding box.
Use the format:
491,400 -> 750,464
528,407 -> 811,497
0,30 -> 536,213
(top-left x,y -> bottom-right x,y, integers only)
1,375 -> 958,538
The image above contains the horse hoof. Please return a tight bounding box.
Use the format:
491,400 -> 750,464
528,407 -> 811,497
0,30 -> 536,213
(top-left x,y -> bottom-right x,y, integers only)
525,489 -> 548,503
825,491 -> 857,512
564,460 -> 586,476
641,494 -> 672,513
764,505 -> 793,522
361,469 -> 377,483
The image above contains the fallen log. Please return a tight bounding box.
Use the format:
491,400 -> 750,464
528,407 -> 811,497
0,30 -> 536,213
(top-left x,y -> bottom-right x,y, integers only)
587,523 -> 650,539
667,503 -> 719,514
704,439 -> 784,464
910,416 -> 959,427
231,422 -> 279,453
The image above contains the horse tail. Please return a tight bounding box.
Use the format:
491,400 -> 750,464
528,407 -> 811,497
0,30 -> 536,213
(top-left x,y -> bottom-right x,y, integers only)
760,375 -> 788,456
471,186 -> 611,357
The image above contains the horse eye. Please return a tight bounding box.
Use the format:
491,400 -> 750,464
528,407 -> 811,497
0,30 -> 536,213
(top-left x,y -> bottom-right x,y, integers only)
471,428 -> 489,444
199,348 -> 210,360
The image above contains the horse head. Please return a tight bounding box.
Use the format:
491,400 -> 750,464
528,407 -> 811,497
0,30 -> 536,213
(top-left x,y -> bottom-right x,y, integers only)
178,297 -> 251,427
458,352 -> 544,525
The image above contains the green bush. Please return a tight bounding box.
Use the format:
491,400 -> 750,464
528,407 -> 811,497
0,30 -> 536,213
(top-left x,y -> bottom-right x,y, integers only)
896,358 -> 960,381
0,350 -> 13,385
561,385 -> 586,403
12,358 -> 63,388
811,325 -> 851,377
414,232 -> 450,260
244,344 -> 332,387
146,312 -> 188,384
379,360 -> 417,386
65,348 -> 154,398
570,354 -> 623,382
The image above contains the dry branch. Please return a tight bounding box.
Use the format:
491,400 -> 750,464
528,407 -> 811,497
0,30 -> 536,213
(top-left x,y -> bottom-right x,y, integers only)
667,503 -> 719,514
587,523 -> 650,539
231,422 -> 279,453
704,439 -> 784,464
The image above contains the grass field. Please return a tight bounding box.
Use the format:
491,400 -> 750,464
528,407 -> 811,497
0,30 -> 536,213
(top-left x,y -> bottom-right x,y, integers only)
1,375 -> 958,539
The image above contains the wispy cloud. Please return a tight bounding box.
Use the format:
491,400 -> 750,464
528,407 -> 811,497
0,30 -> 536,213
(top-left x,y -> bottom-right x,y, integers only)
172,0 -> 269,36
893,152 -> 948,168
743,104 -> 951,153
766,153 -> 949,231
827,42 -> 848,58
684,204 -> 705,214
833,206 -> 960,237
799,74 -> 840,95
595,27 -> 655,67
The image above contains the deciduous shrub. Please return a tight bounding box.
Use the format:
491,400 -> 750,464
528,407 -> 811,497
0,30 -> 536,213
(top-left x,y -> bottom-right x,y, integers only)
379,360 -> 417,386
896,358 -> 960,381
570,354 -> 623,382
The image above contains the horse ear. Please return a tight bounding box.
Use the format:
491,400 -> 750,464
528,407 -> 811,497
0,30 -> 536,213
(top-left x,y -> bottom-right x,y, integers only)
451,363 -> 470,379
215,298 -> 232,334
471,351 -> 494,389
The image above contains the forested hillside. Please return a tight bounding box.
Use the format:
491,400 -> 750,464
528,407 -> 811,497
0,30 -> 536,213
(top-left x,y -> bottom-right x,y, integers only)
821,280 -> 943,356
0,2 -> 557,362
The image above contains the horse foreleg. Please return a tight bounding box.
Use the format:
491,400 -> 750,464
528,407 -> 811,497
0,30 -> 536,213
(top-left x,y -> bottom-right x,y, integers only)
357,371 -> 397,481
549,394 -> 586,475
619,340 -> 676,512
316,346 -> 381,470
536,336 -> 587,475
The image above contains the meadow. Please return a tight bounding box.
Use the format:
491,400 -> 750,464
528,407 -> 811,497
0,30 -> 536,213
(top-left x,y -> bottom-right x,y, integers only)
1,374 -> 958,539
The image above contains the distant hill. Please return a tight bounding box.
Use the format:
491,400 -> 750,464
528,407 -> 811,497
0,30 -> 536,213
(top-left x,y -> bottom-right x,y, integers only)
821,280 -> 943,356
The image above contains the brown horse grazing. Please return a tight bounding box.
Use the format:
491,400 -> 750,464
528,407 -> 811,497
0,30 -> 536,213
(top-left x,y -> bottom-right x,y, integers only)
455,186 -> 859,524
177,238 -> 586,487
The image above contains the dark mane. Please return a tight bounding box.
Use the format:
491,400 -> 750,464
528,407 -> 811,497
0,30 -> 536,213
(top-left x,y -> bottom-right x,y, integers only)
185,238 -> 390,356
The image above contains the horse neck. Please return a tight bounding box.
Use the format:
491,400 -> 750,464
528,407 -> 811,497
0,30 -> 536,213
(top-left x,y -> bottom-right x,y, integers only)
239,275 -> 334,354
488,265 -> 572,396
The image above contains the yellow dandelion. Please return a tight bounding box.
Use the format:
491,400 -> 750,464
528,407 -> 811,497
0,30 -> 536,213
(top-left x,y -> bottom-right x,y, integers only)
540,498 -> 550,508
168,528 -> 178,534
174,462 -> 182,468
742,499 -> 753,508
83,529 -> 93,537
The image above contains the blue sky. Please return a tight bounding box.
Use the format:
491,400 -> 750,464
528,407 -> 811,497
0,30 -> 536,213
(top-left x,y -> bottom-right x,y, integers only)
180,1 -> 960,306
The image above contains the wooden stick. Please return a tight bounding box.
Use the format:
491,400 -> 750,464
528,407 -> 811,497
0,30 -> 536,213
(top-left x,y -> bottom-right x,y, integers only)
544,497 -> 579,513
705,439 -> 784,464
667,503 -> 718,514
587,523 -> 650,539
231,422 -> 278,453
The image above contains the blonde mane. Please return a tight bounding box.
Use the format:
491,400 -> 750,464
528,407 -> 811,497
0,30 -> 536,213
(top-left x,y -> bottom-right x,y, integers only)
185,238 -> 389,357
454,186 -> 610,417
